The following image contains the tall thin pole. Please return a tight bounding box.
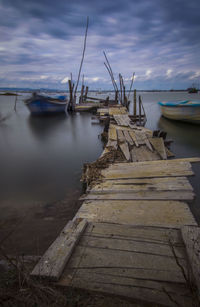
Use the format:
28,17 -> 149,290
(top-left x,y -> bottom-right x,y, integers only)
139,95 -> 142,126
103,51 -> 118,92
127,73 -> 135,101
14,94 -> 17,112
74,17 -> 89,102
133,89 -> 136,116
104,62 -> 117,92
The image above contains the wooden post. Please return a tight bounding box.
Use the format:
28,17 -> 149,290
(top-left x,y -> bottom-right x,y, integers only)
73,17 -> 89,102
84,86 -> 89,102
68,79 -> 73,111
14,95 -> 17,112
103,51 -> 118,93
127,73 -> 135,101
133,89 -> 137,116
79,85 -> 85,104
119,74 -> 123,105
139,95 -> 142,126
123,85 -> 126,107
115,90 -> 118,104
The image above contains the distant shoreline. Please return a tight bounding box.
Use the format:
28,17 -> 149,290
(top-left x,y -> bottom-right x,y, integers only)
0,88 -> 192,94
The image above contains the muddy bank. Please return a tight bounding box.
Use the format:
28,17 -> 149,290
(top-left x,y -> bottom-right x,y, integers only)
0,189 -> 82,255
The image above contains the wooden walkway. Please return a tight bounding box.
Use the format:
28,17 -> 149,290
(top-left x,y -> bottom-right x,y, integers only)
31,105 -> 200,307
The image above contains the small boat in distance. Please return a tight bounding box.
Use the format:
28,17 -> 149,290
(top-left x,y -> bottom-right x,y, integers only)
25,93 -> 68,115
158,100 -> 200,124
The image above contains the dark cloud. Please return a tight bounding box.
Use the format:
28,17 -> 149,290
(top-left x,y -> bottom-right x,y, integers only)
0,0 -> 200,89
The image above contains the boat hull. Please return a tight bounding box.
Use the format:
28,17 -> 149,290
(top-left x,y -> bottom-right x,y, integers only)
25,95 -> 68,115
160,105 -> 200,124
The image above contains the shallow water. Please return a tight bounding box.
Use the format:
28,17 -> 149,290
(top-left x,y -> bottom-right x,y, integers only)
0,91 -> 200,254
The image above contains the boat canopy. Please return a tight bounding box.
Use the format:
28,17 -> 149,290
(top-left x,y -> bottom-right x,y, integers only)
158,100 -> 200,107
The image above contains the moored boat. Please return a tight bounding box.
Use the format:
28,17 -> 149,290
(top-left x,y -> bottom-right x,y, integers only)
25,93 -> 68,115
158,100 -> 200,124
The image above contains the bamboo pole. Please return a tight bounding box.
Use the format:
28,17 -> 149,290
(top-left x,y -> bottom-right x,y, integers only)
127,73 -> 135,101
103,51 -> 118,92
119,74 -> 123,105
68,79 -> 73,111
104,62 -> 117,93
80,85 -> 85,104
115,90 -> 118,104
73,17 -> 89,103
133,89 -> 137,116
84,86 -> 89,101
139,95 -> 142,126
14,95 -> 17,112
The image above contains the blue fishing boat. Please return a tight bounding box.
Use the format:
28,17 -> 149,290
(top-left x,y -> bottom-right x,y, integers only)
158,100 -> 200,124
25,93 -> 68,115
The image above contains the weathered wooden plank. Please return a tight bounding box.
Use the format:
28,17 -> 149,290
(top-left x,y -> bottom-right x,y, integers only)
75,200 -> 197,228
181,226 -> 200,297
116,129 -> 125,143
108,125 -> 117,141
59,268 -> 192,307
88,177 -> 193,192
113,114 -> 121,125
31,219 -> 87,280
97,108 -> 109,114
59,222 -> 192,306
109,107 -> 127,116
80,190 -> 194,200
102,162 -> 193,179
135,130 -> 146,145
107,160 -> 193,169
85,222 -> 184,245
65,245 -> 186,274
130,145 -> 160,162
123,130 -> 134,145
128,130 -> 139,147
79,235 -> 185,259
149,137 -> 167,160
119,142 -> 130,161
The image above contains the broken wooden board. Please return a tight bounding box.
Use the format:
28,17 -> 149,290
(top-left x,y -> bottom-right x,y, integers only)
128,130 -> 139,147
75,200 -> 197,228
119,142 -> 130,161
59,222 -> 193,307
102,161 -> 194,179
97,108 -> 109,114
31,219 -> 87,281
109,107 -> 127,116
123,130 -> 134,145
110,157 -> 200,167
149,137 -> 167,160
88,177 -> 193,193
108,125 -> 117,141
113,114 -> 130,126
181,225 -> 200,297
116,129 -> 125,143
134,130 -> 153,151
130,145 -> 160,162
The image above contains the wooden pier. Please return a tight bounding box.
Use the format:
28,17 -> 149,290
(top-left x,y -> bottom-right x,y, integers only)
31,105 -> 200,307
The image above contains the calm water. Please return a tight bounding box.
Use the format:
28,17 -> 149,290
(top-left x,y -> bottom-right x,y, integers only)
0,91 -> 200,254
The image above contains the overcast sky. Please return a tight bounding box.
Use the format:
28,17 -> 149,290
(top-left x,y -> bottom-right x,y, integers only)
0,0 -> 200,90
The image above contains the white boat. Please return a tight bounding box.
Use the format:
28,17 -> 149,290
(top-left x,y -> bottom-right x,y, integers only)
158,100 -> 200,124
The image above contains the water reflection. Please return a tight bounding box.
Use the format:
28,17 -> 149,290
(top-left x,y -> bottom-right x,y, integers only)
28,113 -> 67,140
158,116 -> 200,152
